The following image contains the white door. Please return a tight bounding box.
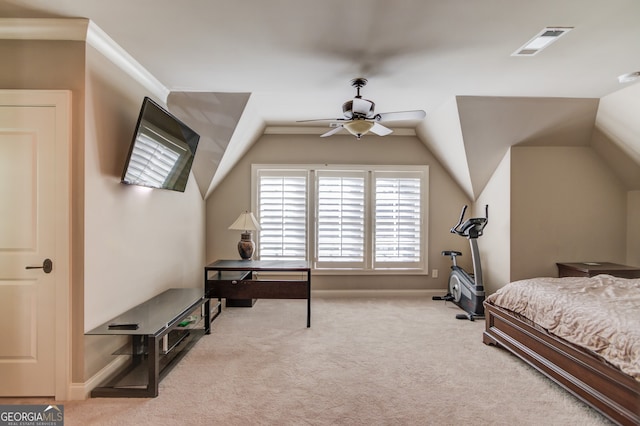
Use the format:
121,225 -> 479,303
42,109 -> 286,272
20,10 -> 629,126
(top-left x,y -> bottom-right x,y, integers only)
0,91 -> 70,397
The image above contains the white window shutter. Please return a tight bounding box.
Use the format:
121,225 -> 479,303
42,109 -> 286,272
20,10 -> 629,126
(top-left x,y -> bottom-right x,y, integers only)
374,172 -> 423,268
316,171 -> 366,268
257,172 -> 307,260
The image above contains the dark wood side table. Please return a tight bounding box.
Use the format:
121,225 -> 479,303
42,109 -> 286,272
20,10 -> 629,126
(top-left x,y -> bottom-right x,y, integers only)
556,262 -> 640,279
204,259 -> 312,327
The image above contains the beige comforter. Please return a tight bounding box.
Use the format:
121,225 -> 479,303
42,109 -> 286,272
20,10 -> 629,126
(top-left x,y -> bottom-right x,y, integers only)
486,274 -> 640,381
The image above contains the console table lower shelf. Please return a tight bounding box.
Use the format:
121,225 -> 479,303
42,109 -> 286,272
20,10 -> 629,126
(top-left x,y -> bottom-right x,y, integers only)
86,288 -> 216,398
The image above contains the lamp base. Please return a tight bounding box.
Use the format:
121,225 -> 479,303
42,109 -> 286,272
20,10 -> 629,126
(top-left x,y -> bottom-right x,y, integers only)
237,232 -> 255,260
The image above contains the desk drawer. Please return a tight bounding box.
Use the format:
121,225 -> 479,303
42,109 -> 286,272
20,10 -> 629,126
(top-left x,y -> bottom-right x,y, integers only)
206,279 -> 308,299
206,271 -> 252,281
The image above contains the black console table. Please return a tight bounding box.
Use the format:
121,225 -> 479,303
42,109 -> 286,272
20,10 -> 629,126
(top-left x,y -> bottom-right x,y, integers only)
86,288 -> 213,397
204,260 -> 312,327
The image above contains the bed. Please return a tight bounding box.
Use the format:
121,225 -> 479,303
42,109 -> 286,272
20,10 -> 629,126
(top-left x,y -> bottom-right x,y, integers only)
482,274 -> 640,426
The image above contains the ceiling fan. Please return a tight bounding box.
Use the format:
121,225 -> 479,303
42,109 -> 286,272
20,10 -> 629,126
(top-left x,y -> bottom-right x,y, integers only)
298,78 -> 426,139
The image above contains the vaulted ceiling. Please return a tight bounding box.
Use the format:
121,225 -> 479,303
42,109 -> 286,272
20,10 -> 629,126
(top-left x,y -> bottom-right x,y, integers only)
2,0 -> 639,199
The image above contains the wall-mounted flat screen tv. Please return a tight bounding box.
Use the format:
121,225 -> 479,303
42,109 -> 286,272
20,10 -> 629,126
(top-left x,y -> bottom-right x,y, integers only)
121,97 -> 200,192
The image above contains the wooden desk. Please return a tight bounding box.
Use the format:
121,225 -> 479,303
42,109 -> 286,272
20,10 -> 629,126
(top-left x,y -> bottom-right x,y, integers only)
204,260 -> 311,327
556,262 -> 640,279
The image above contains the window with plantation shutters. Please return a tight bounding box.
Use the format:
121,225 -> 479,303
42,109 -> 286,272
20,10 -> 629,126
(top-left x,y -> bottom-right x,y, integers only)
316,171 -> 366,269
374,171 -> 423,269
252,164 -> 427,273
255,170 -> 308,260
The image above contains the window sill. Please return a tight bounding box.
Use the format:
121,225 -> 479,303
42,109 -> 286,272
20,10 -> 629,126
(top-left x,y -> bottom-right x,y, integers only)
254,268 -> 428,277
312,268 -> 428,276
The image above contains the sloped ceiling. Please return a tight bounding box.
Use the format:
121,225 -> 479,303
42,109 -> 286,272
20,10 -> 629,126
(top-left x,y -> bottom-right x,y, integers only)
167,92 -> 250,198
419,96 -> 601,200
593,83 -> 640,189
419,94 -> 640,199
596,82 -> 640,165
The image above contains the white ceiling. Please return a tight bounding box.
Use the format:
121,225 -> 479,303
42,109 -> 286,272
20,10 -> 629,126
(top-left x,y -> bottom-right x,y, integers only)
2,0 -> 639,197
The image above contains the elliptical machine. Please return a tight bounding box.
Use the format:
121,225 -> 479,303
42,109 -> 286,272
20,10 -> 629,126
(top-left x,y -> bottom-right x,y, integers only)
433,205 -> 488,321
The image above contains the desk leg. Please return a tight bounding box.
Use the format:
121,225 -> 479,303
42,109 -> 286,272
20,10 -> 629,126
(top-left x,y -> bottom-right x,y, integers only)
204,298 -> 211,335
307,269 -> 311,328
204,268 -> 210,334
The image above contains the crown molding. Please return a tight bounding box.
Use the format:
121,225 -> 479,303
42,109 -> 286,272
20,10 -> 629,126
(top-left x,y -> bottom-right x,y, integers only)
0,18 -> 169,103
86,21 -> 169,102
0,18 -> 88,40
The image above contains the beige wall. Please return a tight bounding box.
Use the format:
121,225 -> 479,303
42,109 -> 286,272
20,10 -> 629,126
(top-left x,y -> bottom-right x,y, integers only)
206,133 -> 471,291
476,150 -> 511,295
510,146 -> 627,281
1,39 -> 206,384
628,191 -> 640,266
82,45 -> 206,379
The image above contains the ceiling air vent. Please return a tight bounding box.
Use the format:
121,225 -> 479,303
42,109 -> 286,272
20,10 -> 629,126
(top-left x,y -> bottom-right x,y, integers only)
512,27 -> 573,57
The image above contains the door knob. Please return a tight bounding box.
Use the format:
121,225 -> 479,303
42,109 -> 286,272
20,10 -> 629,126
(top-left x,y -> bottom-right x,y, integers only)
25,258 -> 53,274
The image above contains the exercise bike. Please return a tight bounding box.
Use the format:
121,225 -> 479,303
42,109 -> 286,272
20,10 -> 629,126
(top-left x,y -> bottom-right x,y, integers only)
433,205 -> 488,321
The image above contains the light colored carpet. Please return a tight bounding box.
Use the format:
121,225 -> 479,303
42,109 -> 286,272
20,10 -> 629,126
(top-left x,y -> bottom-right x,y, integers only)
5,297 -> 612,425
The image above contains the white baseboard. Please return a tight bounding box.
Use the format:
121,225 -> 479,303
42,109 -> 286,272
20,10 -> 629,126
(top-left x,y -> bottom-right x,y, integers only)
69,355 -> 131,400
67,382 -> 88,401
311,289 -> 445,298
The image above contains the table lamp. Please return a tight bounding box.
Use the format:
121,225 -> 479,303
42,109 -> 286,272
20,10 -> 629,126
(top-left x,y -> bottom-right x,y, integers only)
228,211 -> 261,260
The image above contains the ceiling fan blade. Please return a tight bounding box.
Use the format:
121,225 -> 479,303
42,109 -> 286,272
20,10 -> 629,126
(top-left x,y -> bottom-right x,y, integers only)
369,122 -> 393,136
352,98 -> 375,117
320,126 -> 344,137
297,118 -> 345,123
375,110 -> 426,122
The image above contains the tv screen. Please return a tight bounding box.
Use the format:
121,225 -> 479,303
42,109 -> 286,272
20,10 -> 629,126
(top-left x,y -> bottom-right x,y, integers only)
121,97 -> 200,192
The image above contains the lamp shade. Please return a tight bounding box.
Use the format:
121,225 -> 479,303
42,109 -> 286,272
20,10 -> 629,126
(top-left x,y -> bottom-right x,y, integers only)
228,211 -> 261,231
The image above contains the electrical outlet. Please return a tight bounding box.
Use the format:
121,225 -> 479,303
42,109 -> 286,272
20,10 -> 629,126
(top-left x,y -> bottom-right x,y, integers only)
432,269 -> 438,278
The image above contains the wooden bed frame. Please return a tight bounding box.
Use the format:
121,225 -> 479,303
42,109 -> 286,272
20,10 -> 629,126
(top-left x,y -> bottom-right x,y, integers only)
483,302 -> 640,426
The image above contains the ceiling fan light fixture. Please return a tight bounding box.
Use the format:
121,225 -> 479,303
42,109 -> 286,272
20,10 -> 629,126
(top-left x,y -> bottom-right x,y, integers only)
344,120 -> 374,139
618,71 -> 640,83
299,78 -> 425,140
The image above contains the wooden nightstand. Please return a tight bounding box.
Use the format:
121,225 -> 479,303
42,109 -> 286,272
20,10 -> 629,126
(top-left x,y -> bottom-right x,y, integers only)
556,262 -> 640,279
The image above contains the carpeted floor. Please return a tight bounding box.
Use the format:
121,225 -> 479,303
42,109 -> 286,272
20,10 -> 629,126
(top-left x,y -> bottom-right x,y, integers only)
3,297 -> 612,425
